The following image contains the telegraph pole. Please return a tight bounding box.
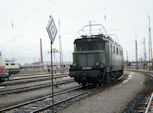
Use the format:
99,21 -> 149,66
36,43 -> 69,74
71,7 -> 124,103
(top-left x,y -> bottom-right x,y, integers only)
126,50 -> 129,66
143,38 -> 147,64
143,38 -> 147,61
135,40 -> 138,69
148,15 -> 153,70
59,20 -> 63,73
126,50 -> 128,62
133,29 -> 138,70
40,38 -> 43,63
143,38 -> 147,69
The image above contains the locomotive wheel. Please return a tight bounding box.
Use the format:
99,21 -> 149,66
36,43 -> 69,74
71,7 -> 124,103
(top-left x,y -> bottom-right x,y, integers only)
97,72 -> 103,86
111,72 -> 116,81
81,82 -> 86,87
98,71 -> 106,86
107,72 -> 112,83
114,72 -> 118,81
103,74 -> 107,84
93,82 -> 98,86
116,72 -> 120,80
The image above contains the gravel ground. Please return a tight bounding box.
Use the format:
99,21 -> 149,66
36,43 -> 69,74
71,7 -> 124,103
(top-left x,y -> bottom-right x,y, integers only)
59,71 -> 148,113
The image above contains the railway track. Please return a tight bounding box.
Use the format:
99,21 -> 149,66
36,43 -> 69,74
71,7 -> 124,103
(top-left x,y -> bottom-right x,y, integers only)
5,75 -> 126,113
13,71 -> 68,77
0,72 -> 127,113
0,73 -> 68,86
0,79 -> 74,95
8,72 -> 69,81
145,93 -> 153,113
0,85 -> 83,112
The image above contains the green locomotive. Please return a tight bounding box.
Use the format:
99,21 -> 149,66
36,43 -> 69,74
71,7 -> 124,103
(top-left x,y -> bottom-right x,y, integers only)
69,27 -> 123,86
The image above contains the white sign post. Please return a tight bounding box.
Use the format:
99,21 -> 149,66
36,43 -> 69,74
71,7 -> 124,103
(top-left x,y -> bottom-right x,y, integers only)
46,16 -> 57,113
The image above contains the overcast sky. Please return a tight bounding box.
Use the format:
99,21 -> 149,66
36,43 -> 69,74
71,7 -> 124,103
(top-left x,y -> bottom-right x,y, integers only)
0,0 -> 153,63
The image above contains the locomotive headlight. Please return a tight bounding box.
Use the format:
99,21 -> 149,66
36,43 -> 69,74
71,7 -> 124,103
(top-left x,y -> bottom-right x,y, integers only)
96,62 -> 100,66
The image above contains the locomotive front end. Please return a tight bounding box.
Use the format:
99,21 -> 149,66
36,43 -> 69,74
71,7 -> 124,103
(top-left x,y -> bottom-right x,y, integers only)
69,37 -> 105,85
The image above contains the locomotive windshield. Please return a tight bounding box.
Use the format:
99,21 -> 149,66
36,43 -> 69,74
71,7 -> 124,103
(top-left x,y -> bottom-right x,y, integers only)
75,41 -> 105,51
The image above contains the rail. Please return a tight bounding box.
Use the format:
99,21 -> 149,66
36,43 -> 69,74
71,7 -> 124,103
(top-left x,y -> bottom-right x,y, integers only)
0,79 -> 74,95
20,86 -> 96,113
145,93 -> 153,113
0,74 -> 68,86
125,69 -> 153,77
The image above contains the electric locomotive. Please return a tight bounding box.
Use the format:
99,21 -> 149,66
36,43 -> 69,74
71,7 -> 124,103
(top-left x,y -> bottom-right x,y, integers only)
69,24 -> 124,86
0,51 -> 8,82
5,61 -> 20,76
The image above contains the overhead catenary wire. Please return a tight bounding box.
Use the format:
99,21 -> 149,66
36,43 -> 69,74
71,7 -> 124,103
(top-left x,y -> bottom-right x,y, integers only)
47,0 -> 88,23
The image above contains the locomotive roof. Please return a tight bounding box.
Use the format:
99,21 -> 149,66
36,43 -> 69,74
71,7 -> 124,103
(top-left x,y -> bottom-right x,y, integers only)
75,34 -> 112,41
74,34 -> 122,49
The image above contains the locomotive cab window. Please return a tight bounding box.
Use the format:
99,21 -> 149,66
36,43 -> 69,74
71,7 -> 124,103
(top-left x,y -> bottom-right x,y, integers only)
11,63 -> 15,65
5,63 -> 9,65
113,46 -> 115,53
75,41 -> 105,51
116,47 -> 119,54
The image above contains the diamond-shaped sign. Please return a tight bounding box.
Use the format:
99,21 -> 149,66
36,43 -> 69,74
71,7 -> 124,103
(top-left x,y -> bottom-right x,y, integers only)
46,16 -> 58,43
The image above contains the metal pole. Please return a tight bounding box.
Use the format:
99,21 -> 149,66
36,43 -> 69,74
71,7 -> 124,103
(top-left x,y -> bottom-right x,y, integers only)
135,40 -> 138,69
54,52 -> 55,66
133,29 -> 138,70
50,40 -> 54,113
40,38 -> 43,63
143,38 -> 147,69
143,38 -> 147,61
59,20 -> 63,73
148,15 -> 153,70
126,50 -> 128,62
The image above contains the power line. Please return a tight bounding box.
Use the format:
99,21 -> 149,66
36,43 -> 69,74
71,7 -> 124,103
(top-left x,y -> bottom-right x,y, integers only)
48,0 -> 88,22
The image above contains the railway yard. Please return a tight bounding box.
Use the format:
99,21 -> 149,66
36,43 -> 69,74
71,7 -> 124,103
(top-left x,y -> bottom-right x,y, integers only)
0,70 -> 152,113
1,0 -> 153,113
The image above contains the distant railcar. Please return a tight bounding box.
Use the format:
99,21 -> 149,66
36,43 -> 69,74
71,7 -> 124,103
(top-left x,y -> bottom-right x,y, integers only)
5,62 -> 20,76
69,25 -> 124,86
0,51 -> 8,82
